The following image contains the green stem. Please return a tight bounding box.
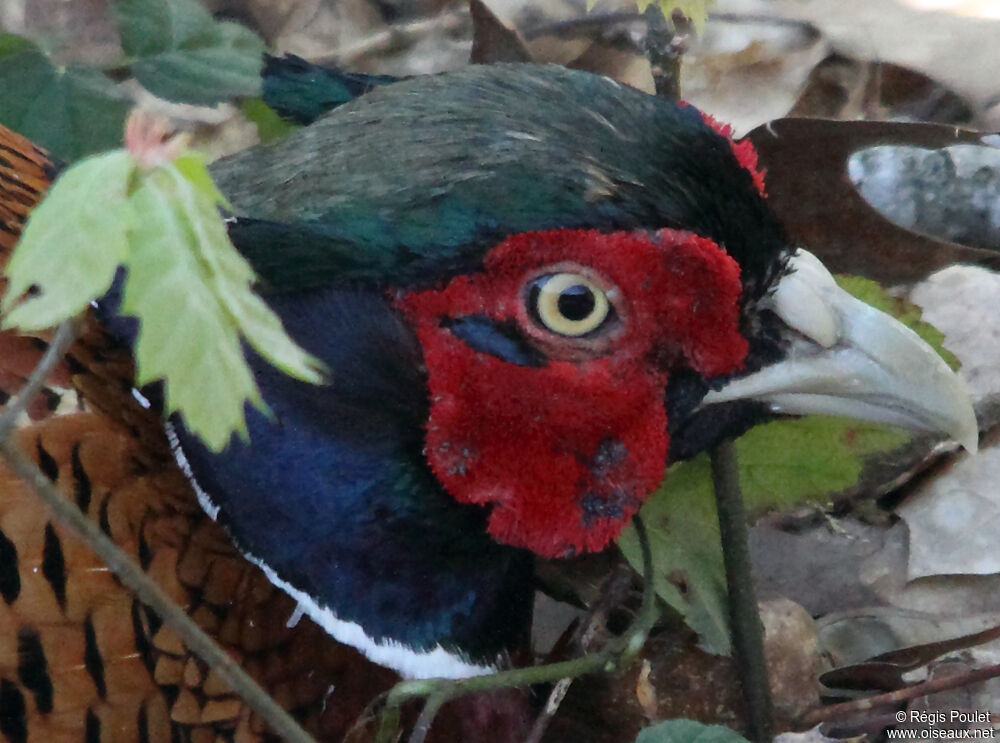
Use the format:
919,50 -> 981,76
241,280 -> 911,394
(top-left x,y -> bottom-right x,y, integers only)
710,440 -> 774,743
408,691 -> 450,743
375,518 -> 659,743
642,5 -> 681,100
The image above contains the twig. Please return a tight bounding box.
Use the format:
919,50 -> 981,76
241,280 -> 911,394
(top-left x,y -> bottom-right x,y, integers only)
524,677 -> 572,743
523,562 -> 634,743
313,10 -> 467,67
0,325 -> 317,743
711,440 -> 774,743
522,10 -> 818,41
642,4 -> 681,100
373,518 -> 660,743
521,11 -> 645,40
408,691 -> 449,743
708,12 -> 821,32
0,319 -> 79,438
800,662 -> 1000,727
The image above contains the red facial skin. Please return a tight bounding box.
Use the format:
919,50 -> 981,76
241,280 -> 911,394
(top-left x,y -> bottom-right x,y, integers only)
399,228 -> 748,558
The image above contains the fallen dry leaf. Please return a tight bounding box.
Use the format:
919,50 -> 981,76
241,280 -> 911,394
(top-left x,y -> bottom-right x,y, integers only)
470,0 -> 532,62
746,118 -> 1000,283
681,12 -> 828,134
911,266 -> 1000,401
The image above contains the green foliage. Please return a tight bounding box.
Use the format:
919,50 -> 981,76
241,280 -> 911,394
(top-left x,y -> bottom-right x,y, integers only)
112,0 -> 265,104
618,456 -> 731,653
2,147 -> 323,451
114,0 -> 217,58
0,37 -> 128,161
3,151 -> 134,329
618,278 -> 950,653
0,32 -> 35,57
0,2 -> 266,161
634,720 -> 750,743
736,416 -> 910,512
240,98 -> 300,142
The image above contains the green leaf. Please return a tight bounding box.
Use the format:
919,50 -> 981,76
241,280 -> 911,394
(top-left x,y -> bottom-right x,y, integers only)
618,277 -> 949,652
121,161 -> 323,449
2,150 -> 134,329
634,719 -> 750,743
123,168 -> 262,449
155,161 -> 324,386
130,35 -> 265,105
735,416 -> 910,512
1,137 -> 323,451
112,0 -> 265,104
619,456 -> 732,654
112,0 -> 216,57
240,98 -> 299,142
173,151 -> 230,209
0,48 -> 128,161
0,33 -> 37,59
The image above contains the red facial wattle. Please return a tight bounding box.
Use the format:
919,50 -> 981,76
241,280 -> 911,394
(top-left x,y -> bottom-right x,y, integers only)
399,228 -> 749,558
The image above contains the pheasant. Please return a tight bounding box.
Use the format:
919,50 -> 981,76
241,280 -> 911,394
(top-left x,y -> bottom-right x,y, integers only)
0,62 -> 977,743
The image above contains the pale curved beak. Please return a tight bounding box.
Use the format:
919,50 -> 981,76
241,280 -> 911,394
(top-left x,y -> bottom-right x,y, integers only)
702,249 -> 979,453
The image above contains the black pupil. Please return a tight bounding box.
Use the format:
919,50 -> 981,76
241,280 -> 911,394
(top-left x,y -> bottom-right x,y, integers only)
557,285 -> 596,321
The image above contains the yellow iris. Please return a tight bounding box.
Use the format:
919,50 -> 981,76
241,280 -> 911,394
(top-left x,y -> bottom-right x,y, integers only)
533,273 -> 610,337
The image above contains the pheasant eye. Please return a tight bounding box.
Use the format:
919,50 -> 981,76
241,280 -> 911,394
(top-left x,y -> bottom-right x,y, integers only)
529,273 -> 611,337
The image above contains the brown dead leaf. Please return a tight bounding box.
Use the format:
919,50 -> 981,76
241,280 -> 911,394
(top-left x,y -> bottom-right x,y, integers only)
817,609 -> 1000,670
680,13 -> 828,134
485,0 -> 593,64
570,39 -> 655,93
746,118 -> 1000,283
636,660 -> 659,721
483,0 -> 655,90
790,54 -> 977,125
765,0 -> 1000,116
820,622 -> 1000,692
470,0 -> 532,63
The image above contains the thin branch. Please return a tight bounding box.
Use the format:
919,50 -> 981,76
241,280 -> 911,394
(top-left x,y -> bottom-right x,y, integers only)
522,564 -> 634,743
711,440 -> 774,743
374,518 -> 660,743
312,10 -> 467,67
800,662 -> 1000,728
522,10 -> 818,41
521,11 -> 645,40
523,677 -> 572,743
642,4 -> 681,100
408,691 -> 450,743
708,12 -> 821,32
0,327 -> 317,743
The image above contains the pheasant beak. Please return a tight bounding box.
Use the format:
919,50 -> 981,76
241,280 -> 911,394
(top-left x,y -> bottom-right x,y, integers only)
701,249 -> 979,453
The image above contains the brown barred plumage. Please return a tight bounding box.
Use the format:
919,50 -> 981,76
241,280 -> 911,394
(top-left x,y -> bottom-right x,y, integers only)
0,127 -> 51,260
